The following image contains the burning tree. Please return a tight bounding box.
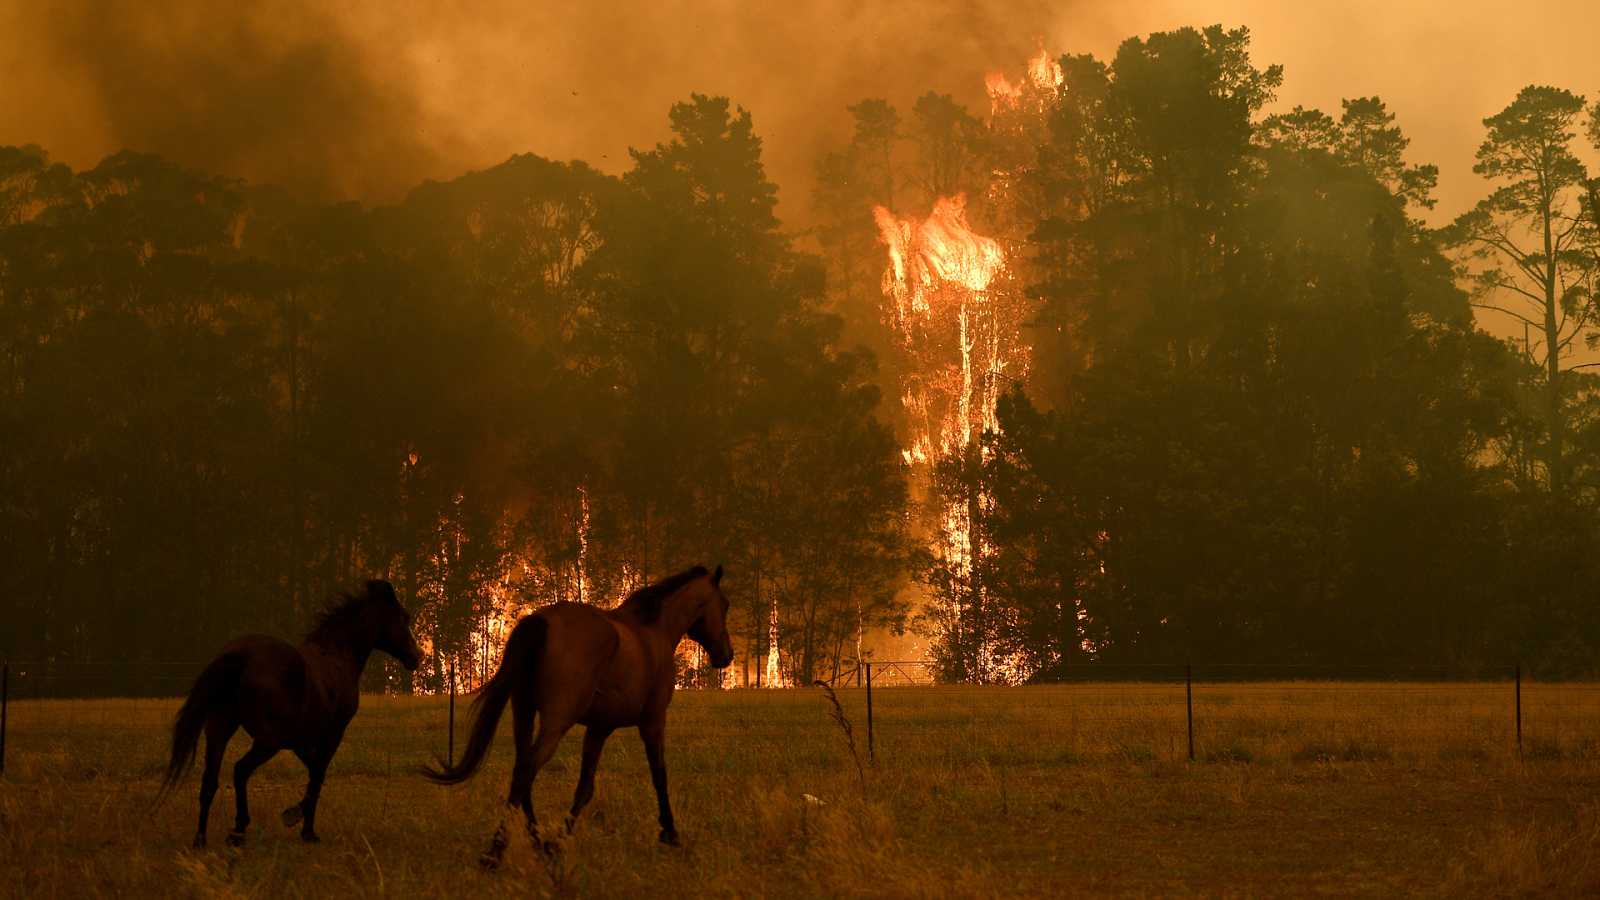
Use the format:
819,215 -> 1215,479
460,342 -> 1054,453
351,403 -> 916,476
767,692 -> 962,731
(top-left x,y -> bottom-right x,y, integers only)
847,50 -> 1062,683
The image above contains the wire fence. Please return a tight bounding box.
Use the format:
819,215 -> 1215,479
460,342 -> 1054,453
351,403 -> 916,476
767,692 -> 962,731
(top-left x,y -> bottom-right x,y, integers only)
5,657 -> 1595,777
816,660 -> 1556,767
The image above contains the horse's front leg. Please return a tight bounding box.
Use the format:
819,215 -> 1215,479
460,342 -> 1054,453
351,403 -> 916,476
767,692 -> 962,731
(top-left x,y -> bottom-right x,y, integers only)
282,753 -> 329,843
285,735 -> 339,843
640,721 -> 678,846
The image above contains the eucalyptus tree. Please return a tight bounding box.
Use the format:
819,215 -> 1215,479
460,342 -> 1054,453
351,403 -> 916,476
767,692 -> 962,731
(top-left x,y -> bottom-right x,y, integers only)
1445,86 -> 1599,492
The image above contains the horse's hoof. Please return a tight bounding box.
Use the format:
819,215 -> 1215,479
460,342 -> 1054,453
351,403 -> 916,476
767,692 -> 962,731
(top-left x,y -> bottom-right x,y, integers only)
192,834 -> 207,850
281,805 -> 303,828
300,831 -> 321,844
541,838 -> 564,857
478,851 -> 502,871
659,829 -> 682,847
225,831 -> 246,847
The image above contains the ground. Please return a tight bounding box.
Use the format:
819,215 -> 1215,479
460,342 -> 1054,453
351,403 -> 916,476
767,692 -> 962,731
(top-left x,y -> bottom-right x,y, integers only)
2,682 -> 1599,897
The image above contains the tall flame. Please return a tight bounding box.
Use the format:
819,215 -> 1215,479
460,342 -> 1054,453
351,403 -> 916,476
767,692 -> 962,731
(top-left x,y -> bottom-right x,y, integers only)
874,193 -> 1029,682
985,46 -> 1063,114
765,602 -> 783,686
873,194 -> 1023,467
874,48 -> 1056,683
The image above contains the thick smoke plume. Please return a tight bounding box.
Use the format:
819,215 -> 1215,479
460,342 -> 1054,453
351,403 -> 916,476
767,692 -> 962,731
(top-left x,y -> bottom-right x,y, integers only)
11,1 -> 458,200
5,0 -> 1063,205
3,0 -> 1597,217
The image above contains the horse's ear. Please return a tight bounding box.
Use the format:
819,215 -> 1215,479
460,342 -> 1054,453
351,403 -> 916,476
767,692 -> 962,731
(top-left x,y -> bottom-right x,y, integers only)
367,579 -> 396,602
712,564 -> 723,586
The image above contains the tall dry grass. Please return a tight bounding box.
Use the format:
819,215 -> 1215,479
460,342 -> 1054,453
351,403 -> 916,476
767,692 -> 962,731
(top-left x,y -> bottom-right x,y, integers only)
2,683 -> 1598,897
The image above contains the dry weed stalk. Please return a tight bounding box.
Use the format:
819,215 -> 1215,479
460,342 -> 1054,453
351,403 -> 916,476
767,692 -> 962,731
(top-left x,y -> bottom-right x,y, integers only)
814,680 -> 866,790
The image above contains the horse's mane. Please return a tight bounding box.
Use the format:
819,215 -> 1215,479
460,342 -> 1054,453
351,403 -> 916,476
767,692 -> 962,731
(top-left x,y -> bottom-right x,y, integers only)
617,566 -> 708,625
307,585 -> 382,642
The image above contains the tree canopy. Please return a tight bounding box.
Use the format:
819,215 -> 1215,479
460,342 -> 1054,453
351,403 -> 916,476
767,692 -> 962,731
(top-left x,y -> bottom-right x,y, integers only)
8,25 -> 1600,688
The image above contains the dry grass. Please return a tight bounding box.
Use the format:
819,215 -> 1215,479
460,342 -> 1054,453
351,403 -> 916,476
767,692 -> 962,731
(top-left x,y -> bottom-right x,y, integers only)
3,682 -> 1600,897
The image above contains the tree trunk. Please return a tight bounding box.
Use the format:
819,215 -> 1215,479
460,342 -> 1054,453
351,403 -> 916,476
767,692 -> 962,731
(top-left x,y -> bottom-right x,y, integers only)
1542,190 -> 1565,492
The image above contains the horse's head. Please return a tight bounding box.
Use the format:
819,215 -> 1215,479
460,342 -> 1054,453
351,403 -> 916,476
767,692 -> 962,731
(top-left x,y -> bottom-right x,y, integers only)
685,565 -> 734,669
364,579 -> 424,671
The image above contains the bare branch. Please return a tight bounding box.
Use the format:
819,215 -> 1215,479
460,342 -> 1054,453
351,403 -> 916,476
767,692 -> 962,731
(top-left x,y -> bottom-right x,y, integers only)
1476,275 -> 1547,307
1470,301 -> 1543,329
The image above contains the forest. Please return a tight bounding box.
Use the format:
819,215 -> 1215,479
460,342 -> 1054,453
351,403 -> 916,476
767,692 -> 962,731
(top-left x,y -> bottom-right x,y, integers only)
4,25 -> 1600,685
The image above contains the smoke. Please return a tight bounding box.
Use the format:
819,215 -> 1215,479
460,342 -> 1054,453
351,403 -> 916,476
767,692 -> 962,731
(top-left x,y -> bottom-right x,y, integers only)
2,0 -> 1061,205
7,1 -> 460,200
2,0 -> 1596,217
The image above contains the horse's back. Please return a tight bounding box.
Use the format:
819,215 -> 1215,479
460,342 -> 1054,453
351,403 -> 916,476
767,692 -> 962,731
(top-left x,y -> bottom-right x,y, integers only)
535,603 -> 671,726
216,634 -> 308,740
220,634 -> 303,679
527,603 -> 642,716
535,603 -> 621,659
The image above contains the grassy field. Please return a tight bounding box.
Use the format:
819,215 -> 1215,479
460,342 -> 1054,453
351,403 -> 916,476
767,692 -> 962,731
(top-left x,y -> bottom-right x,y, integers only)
3,681 -> 1600,898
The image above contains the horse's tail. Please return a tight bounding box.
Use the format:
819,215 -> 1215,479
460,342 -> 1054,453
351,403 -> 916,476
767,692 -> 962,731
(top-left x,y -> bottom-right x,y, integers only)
421,614 -> 546,785
160,652 -> 242,796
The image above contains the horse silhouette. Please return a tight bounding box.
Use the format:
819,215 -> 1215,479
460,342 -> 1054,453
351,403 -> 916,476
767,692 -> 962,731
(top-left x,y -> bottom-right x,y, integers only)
163,579 -> 423,847
424,564 -> 733,867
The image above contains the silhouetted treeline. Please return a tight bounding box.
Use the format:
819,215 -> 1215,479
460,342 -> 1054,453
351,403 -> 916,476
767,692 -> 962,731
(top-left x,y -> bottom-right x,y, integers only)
0,97 -> 909,689
815,26 -> 1600,679
5,25 -> 1600,685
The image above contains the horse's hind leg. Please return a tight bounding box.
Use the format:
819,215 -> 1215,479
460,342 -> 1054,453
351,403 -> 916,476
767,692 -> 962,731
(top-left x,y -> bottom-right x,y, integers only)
194,717 -> 236,848
482,697 -> 572,868
567,726 -> 614,833
480,692 -> 537,868
225,741 -> 278,846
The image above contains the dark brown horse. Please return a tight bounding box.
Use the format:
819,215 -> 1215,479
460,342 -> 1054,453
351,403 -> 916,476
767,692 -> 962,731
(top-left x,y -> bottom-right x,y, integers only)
424,565 -> 733,866
163,579 -> 423,847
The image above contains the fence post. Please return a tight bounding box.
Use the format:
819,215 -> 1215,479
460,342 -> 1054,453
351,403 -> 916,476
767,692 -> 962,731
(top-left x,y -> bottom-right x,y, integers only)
448,658 -> 457,768
865,662 -> 875,766
1515,662 -> 1522,759
1185,662 -> 1195,762
1,661 -> 8,776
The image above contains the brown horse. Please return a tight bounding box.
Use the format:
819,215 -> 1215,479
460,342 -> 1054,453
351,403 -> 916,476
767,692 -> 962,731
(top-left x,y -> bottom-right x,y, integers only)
163,579 -> 423,847
423,565 -> 733,866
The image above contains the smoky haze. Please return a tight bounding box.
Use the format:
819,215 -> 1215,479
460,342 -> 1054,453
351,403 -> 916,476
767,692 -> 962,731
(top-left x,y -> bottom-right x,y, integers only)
6,2 -> 459,200
3,0 -> 1598,215
2,0 -> 1059,205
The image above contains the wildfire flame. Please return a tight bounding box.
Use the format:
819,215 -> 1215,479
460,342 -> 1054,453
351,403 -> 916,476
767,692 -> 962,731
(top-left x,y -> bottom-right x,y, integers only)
874,193 -> 1026,681
432,48 -> 1060,693
765,602 -> 783,686
874,48 -> 1057,684
985,46 -> 1063,114
872,194 -> 1023,468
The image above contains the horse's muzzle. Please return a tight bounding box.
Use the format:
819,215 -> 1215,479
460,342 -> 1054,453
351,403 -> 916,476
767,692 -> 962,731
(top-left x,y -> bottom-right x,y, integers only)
711,645 -> 735,669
